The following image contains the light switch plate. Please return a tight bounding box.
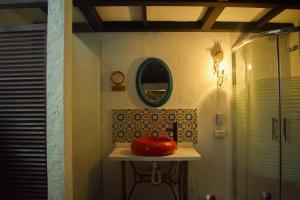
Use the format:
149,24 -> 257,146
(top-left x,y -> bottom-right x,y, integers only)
215,129 -> 226,137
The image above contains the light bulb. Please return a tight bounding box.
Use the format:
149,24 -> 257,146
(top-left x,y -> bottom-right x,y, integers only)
248,64 -> 252,71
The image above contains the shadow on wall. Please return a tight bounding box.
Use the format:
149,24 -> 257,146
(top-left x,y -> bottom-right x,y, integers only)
75,34 -> 100,55
88,160 -> 102,200
196,86 -> 232,113
188,87 -> 232,200
127,57 -> 151,108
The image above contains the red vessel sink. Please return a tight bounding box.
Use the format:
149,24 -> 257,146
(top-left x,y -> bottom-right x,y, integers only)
131,136 -> 177,156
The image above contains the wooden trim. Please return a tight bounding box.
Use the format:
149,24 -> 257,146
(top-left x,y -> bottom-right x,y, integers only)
73,21 -> 293,32
201,7 -> 225,31
79,0 -> 300,9
77,5 -> 103,31
0,0 -> 47,9
254,7 -> 285,29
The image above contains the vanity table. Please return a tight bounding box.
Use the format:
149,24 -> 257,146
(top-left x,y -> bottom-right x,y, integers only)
109,146 -> 201,200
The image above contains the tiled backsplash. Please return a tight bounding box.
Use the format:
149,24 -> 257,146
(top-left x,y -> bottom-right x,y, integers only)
112,109 -> 197,143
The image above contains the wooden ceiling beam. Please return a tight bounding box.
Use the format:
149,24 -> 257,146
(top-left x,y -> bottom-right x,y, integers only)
253,7 -> 285,29
77,4 -> 103,31
73,21 -> 293,33
142,6 -> 148,27
79,0 -> 300,9
201,7 -> 225,31
0,0 -> 47,9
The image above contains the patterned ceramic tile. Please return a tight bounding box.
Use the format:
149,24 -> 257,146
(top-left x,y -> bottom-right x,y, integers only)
112,109 -> 197,143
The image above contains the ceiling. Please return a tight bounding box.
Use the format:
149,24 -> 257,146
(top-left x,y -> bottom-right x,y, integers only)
0,0 -> 300,32
72,0 -> 300,32
271,9 -> 300,23
217,7 -> 271,22
74,6 -> 300,24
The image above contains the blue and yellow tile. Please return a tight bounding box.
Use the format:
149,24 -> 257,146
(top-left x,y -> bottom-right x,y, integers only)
112,108 -> 198,143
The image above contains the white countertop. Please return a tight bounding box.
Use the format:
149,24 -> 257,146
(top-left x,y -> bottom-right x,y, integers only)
108,147 -> 202,161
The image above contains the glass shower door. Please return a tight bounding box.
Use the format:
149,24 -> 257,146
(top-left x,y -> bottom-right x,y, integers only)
245,35 -> 281,200
278,32 -> 300,200
233,46 -> 248,200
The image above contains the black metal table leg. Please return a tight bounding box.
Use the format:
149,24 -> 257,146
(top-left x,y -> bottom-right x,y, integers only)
182,161 -> 188,200
178,162 -> 183,200
121,161 -> 127,200
121,161 -> 187,200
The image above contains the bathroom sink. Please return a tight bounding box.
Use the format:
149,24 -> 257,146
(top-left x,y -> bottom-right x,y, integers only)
131,136 -> 177,156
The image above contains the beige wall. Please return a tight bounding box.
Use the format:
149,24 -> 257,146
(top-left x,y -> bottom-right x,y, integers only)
96,32 -> 233,200
72,34 -> 102,200
72,32 -> 233,200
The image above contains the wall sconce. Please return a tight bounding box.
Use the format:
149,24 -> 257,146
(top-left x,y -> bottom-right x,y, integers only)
211,41 -> 226,89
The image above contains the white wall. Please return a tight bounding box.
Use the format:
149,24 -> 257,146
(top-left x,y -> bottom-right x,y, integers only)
76,32 -> 233,200
72,34 -> 102,200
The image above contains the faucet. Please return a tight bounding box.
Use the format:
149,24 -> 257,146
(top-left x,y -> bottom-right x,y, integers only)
166,122 -> 178,144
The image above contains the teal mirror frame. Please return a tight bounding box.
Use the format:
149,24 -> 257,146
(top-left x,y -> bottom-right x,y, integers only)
136,58 -> 173,107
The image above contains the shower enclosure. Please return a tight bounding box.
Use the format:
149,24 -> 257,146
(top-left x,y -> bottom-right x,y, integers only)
232,27 -> 300,200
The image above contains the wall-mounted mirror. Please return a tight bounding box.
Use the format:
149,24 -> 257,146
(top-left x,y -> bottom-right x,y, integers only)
136,58 -> 173,107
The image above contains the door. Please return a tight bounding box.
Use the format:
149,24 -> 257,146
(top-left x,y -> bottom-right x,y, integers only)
245,35 -> 281,200
278,32 -> 300,200
233,45 -> 248,200
0,24 -> 47,199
